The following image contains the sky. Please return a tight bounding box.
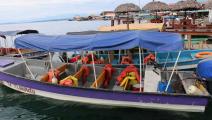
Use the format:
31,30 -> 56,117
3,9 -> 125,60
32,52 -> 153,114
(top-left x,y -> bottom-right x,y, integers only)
0,0 -> 205,24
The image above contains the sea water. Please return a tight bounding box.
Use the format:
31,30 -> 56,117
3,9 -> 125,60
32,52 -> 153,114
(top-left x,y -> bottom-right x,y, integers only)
0,20 -> 212,120
0,20 -> 109,62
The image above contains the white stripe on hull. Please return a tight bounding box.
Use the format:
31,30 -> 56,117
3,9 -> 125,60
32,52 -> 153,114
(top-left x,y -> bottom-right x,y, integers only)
2,81 -> 205,112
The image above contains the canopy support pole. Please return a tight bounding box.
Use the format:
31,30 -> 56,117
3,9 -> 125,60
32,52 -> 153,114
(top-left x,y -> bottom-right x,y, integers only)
66,52 -> 68,63
141,48 -> 145,74
18,49 -> 35,79
165,51 -> 181,92
49,52 -> 58,84
49,52 -> 54,71
155,51 -> 157,62
4,38 -> 6,48
11,36 -> 14,48
139,47 -> 143,92
97,51 -> 100,58
82,51 -> 85,57
4,37 -> 8,54
118,50 -> 121,64
74,51 -> 78,72
163,52 -> 170,70
108,51 -> 110,63
91,52 -> 97,88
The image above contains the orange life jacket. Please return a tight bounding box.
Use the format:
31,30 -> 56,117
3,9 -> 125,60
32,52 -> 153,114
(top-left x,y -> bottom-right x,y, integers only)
48,69 -> 60,83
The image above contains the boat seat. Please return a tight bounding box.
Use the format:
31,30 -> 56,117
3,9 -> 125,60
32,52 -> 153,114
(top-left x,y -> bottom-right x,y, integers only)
144,65 -> 161,92
90,70 -> 106,88
60,65 -> 90,86
73,67 -> 84,79
40,64 -> 68,82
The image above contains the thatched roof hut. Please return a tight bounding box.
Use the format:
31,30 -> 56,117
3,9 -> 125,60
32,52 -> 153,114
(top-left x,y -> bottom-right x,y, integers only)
171,0 -> 202,11
115,3 -> 141,13
205,0 -> 212,9
142,1 -> 169,11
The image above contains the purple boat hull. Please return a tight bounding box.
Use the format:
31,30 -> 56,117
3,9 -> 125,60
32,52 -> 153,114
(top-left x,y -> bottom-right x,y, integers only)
0,71 -> 209,112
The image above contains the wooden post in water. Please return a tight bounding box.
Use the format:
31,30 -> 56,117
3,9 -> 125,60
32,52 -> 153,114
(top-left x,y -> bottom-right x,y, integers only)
127,12 -> 130,30
111,19 -> 114,26
118,18 -> 121,25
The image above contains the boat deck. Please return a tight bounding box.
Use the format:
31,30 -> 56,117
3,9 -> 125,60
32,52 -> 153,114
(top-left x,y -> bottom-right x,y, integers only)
0,57 -> 23,71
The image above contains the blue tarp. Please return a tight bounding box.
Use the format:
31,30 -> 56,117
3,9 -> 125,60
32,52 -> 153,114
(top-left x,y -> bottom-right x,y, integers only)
197,58 -> 212,80
15,30 -> 183,52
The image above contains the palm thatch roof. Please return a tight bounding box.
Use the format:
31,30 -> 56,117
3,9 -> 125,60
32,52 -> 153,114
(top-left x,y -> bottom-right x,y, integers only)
115,3 -> 141,13
142,1 -> 169,11
205,0 -> 212,9
171,0 -> 202,11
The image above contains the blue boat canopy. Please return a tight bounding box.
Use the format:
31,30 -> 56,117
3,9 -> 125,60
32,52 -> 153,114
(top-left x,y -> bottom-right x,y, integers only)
15,30 -> 183,52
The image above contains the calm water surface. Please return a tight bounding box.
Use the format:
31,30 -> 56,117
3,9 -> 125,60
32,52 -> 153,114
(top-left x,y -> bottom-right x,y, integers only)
0,20 -> 110,35
0,20 -> 212,120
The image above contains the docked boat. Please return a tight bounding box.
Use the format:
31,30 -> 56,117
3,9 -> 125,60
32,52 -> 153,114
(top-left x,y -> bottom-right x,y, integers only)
156,49 -> 212,70
64,49 -> 212,70
0,30 -> 48,59
0,30 -> 210,112
65,31 -> 212,70
0,47 -> 49,60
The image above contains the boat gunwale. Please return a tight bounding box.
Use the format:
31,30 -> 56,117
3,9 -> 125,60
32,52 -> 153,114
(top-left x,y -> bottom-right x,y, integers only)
0,67 -> 210,99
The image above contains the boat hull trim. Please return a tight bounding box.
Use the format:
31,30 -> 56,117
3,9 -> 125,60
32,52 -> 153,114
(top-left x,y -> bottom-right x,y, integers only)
0,72 -> 208,112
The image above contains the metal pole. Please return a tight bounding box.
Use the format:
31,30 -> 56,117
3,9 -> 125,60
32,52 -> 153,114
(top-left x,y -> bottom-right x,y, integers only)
91,52 -> 97,88
49,52 -> 58,84
66,52 -> 69,63
139,47 -> 142,92
155,51 -> 157,62
4,38 -> 6,48
108,51 -> 111,63
97,51 -> 100,58
5,37 -> 8,54
49,52 -> 54,72
163,52 -> 170,70
141,48 -> 145,73
165,51 -> 181,92
118,50 -> 121,64
18,49 -> 35,79
11,36 -> 14,48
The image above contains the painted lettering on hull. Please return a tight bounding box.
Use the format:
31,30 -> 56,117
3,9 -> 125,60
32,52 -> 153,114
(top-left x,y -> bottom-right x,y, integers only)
4,81 -> 35,94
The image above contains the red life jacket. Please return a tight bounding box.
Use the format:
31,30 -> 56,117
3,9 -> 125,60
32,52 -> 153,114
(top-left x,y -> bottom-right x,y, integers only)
102,64 -> 115,88
144,54 -> 155,64
117,65 -> 141,85
121,56 -> 132,64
